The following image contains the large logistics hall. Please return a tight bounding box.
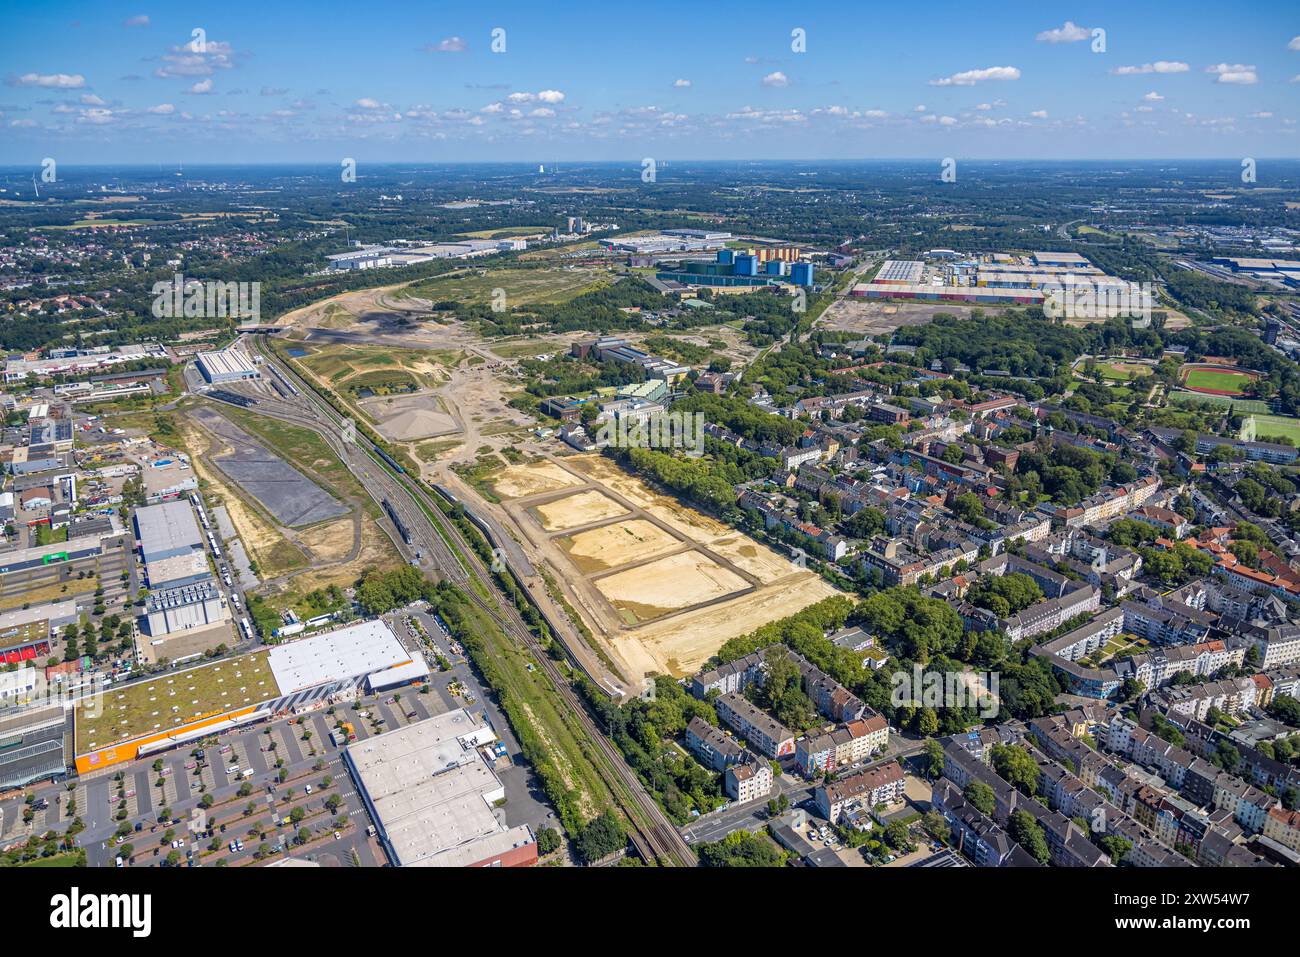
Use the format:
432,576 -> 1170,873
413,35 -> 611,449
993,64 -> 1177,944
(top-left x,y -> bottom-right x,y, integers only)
344,708 -> 538,868
196,345 -> 260,384
73,619 -> 428,774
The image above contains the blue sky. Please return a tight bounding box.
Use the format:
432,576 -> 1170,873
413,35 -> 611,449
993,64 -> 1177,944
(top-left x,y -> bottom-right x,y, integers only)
1,0 -> 1297,162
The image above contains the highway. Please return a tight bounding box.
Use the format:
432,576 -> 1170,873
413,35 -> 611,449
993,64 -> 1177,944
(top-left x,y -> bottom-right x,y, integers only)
241,335 -> 697,866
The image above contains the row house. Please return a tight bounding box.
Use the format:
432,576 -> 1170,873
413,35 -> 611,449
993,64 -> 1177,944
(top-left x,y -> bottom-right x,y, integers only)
1055,475 -> 1160,528
795,715 -> 889,778
1150,676 -> 1259,723
1106,716 -> 1195,790
1222,616 -> 1300,670
1157,711 -> 1300,796
714,693 -> 795,759
1120,598 -> 1214,646
684,717 -> 745,772
691,649 -> 769,699
930,779 -> 1042,867
1262,807 -> 1300,852
941,742 -> 1111,867
998,585 -> 1101,642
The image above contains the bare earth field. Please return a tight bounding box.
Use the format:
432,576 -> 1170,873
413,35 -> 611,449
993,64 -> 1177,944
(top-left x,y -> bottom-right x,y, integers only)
530,490 -> 628,531
489,453 -> 840,680
594,551 -> 750,624
818,297 -> 975,335
491,460 -> 585,499
557,519 -> 682,574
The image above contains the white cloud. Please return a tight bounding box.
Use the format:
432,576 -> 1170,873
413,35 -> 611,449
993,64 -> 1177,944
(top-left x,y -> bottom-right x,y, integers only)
354,97 -> 383,109
425,36 -> 466,53
1143,91 -> 1164,102
10,118 -> 38,128
1030,109 -> 1048,118
155,40 -> 236,78
80,93 -> 105,105
504,90 -> 565,106
187,78 -> 213,95
480,102 -> 503,113
78,107 -> 116,125
124,15 -> 150,27
1207,63 -> 1258,84
761,71 -> 789,87
1250,111 -> 1273,119
1289,36 -> 1300,51
863,109 -> 888,118
1036,21 -> 1091,44
1112,61 -> 1189,75
673,78 -> 692,88
147,103 -> 175,114
12,72 -> 86,89
930,65 -> 1020,86
529,107 -> 556,118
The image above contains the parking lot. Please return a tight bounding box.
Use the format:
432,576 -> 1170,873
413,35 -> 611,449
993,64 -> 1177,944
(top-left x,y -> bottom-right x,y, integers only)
0,602 -> 560,867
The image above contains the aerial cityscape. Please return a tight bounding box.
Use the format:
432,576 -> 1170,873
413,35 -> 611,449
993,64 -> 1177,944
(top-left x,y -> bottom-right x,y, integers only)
0,1 -> 1297,924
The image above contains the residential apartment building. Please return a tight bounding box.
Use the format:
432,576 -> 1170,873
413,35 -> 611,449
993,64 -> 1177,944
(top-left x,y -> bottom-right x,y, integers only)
814,760 -> 905,823
715,693 -> 795,759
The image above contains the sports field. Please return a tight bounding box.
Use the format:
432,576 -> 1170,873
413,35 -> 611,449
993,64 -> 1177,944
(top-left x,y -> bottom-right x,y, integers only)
1244,413 -> 1300,445
1167,390 -> 1271,414
1095,360 -> 1153,382
1180,364 -> 1257,396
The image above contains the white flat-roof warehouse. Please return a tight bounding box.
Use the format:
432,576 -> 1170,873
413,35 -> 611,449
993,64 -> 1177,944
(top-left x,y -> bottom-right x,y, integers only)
344,709 -> 537,868
134,500 -> 210,589
267,619 -> 427,696
196,345 -> 260,384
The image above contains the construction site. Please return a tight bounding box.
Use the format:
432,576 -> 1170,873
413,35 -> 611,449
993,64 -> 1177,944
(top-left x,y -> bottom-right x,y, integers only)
489,454 -> 838,681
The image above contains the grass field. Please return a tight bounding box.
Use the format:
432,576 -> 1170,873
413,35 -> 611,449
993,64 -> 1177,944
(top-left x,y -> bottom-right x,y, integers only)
1095,360 -> 1154,382
1244,413 -> 1300,445
456,226 -> 551,239
402,265 -> 609,308
1181,366 -> 1257,396
1167,390 -> 1272,414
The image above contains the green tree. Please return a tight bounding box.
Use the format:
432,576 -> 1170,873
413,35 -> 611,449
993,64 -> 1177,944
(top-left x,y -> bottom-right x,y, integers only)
964,780 -> 997,816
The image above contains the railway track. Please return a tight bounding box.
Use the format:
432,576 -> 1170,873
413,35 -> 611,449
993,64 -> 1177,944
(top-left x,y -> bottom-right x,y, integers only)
242,336 -> 695,866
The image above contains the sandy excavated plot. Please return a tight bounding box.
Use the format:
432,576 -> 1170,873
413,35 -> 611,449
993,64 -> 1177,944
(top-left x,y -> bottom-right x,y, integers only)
557,519 -> 681,574
620,573 -> 840,677
566,455 -> 659,507
499,452 -> 846,681
594,551 -> 749,624
491,460 -> 585,499
531,490 -> 628,532
709,533 -> 803,584
644,500 -> 732,542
